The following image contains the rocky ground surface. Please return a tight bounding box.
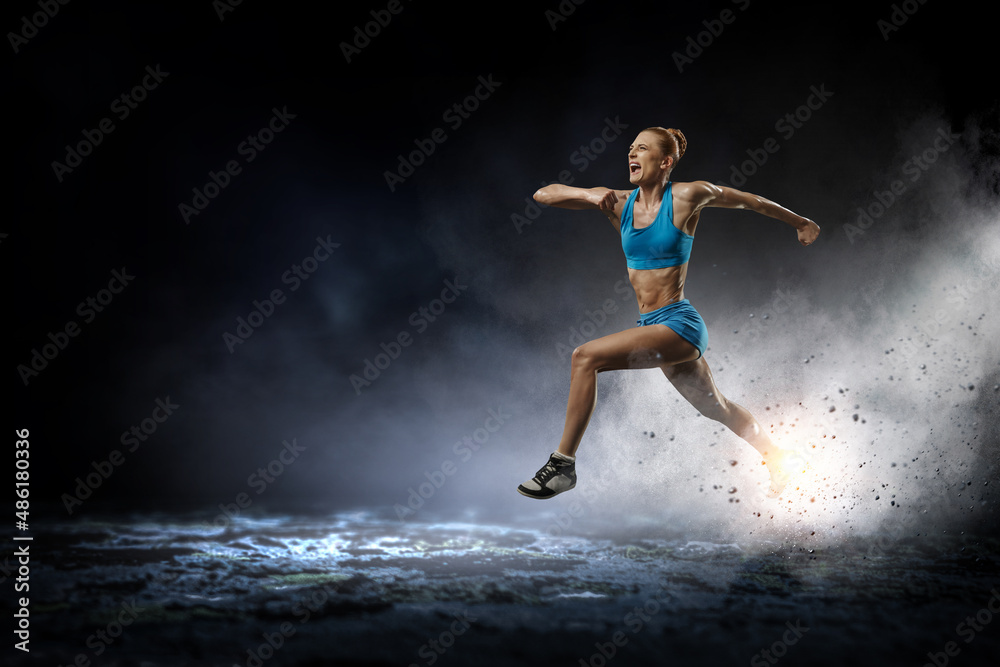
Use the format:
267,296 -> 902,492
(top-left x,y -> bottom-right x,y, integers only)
4,510 -> 999,666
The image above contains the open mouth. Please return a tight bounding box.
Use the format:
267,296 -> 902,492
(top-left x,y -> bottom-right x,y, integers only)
629,162 -> 641,174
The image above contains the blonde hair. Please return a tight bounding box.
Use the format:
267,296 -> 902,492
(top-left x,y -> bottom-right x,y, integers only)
642,126 -> 687,169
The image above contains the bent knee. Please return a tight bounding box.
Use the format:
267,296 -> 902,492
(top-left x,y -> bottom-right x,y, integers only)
571,344 -> 597,370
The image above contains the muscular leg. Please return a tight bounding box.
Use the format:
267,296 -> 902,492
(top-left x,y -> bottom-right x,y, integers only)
556,324 -> 700,458
661,355 -> 776,456
662,353 -> 794,496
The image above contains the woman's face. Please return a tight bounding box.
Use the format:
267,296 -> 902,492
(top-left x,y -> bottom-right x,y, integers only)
627,131 -> 671,185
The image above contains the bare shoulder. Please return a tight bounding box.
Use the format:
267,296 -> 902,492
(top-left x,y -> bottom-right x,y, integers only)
672,180 -> 722,207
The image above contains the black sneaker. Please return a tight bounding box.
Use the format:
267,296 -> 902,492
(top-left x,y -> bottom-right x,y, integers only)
517,453 -> 576,499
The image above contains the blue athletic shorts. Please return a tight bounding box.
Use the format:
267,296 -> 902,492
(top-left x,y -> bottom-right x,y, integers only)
636,298 -> 709,359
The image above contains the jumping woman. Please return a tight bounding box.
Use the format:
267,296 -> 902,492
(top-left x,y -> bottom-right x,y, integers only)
516,127 -> 820,500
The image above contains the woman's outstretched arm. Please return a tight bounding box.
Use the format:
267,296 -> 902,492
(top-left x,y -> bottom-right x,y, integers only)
534,184 -> 624,211
534,184 -> 632,230
686,181 -> 820,246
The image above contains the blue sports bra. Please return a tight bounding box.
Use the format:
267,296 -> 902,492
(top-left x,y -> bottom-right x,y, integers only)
620,182 -> 693,269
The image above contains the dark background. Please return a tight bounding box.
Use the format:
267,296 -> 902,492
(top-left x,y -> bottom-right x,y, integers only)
6,0 -> 999,534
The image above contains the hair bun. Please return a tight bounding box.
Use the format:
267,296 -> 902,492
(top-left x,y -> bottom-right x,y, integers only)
667,128 -> 687,159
